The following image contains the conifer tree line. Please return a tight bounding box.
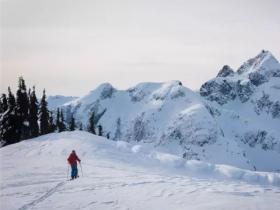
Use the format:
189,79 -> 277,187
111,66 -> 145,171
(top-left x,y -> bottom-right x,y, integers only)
0,77 -> 82,147
87,111 -> 105,137
0,77 -> 109,147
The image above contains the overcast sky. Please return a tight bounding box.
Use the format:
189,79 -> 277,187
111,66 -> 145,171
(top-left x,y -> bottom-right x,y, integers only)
1,0 -> 280,97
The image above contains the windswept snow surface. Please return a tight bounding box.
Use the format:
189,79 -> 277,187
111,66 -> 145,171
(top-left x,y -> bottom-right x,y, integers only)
1,131 -> 280,210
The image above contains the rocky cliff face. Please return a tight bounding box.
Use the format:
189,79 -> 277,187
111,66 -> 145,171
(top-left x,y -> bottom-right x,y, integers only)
200,50 -> 280,107
199,50 -> 280,171
48,50 -> 280,172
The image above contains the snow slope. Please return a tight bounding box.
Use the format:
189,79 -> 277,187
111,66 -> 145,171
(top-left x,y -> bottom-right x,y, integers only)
1,131 -> 280,210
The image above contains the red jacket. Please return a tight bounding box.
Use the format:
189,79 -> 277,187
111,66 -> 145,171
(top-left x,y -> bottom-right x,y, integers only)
67,152 -> 81,165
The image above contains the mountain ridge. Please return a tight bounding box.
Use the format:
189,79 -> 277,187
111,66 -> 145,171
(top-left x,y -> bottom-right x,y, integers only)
47,50 -> 280,172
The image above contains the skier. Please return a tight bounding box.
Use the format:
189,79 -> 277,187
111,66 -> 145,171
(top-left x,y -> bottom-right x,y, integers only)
67,150 -> 81,180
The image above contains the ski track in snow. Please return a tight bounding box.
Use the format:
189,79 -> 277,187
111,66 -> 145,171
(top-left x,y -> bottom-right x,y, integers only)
17,182 -> 65,210
2,160 -> 280,210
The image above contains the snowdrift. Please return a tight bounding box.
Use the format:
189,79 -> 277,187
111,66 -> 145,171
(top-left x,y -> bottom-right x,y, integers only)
1,131 -> 279,187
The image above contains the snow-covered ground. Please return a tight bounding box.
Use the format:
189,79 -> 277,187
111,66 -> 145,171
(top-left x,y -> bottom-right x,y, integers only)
1,131 -> 280,210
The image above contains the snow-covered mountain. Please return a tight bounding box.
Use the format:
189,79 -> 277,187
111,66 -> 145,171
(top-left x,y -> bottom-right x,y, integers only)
199,50 -> 280,171
48,50 -> 280,172
47,95 -> 78,111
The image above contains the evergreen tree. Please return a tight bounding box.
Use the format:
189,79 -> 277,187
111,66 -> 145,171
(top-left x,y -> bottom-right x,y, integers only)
56,108 -> 60,131
0,87 -> 18,145
97,125 -> 103,136
69,115 -> 76,131
3,94 -> 8,112
88,111 -> 96,134
114,117 -> 122,140
0,94 -> 8,113
49,111 -> 56,133
79,123 -> 83,131
55,108 -> 66,132
1,79 -> 58,146
39,89 -> 50,135
60,109 -> 66,132
7,87 -> 16,109
15,77 -> 30,140
29,86 -> 39,138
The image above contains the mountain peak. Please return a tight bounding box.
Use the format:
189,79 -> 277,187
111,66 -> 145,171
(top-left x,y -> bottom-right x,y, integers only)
200,49 -> 280,105
253,50 -> 275,65
216,65 -> 235,77
257,49 -> 272,57
93,82 -> 115,92
237,50 -> 279,75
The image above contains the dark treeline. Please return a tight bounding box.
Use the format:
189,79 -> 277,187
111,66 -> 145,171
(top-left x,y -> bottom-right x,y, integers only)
87,110 -> 104,137
0,77 -> 61,146
0,77 -> 106,147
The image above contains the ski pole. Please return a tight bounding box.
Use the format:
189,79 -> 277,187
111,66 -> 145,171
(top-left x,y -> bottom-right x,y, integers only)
79,162 -> 84,177
67,164 -> 69,180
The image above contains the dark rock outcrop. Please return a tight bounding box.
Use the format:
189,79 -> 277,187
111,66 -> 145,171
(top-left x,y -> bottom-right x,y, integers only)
217,65 -> 235,77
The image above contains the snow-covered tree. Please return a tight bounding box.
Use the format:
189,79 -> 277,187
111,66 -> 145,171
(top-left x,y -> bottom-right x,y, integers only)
56,108 -> 66,132
60,109 -> 66,132
16,77 -> 30,140
69,115 -> 76,131
49,111 -> 56,133
29,86 -> 39,138
88,111 -> 96,134
56,108 -> 60,131
0,87 -> 18,145
114,117 -> 121,141
0,98 -> 2,114
0,94 -> 8,113
97,125 -> 103,136
39,89 -> 50,135
79,123 -> 83,131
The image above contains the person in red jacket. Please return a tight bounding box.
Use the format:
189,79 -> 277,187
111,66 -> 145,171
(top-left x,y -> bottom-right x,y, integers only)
67,150 -> 81,179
